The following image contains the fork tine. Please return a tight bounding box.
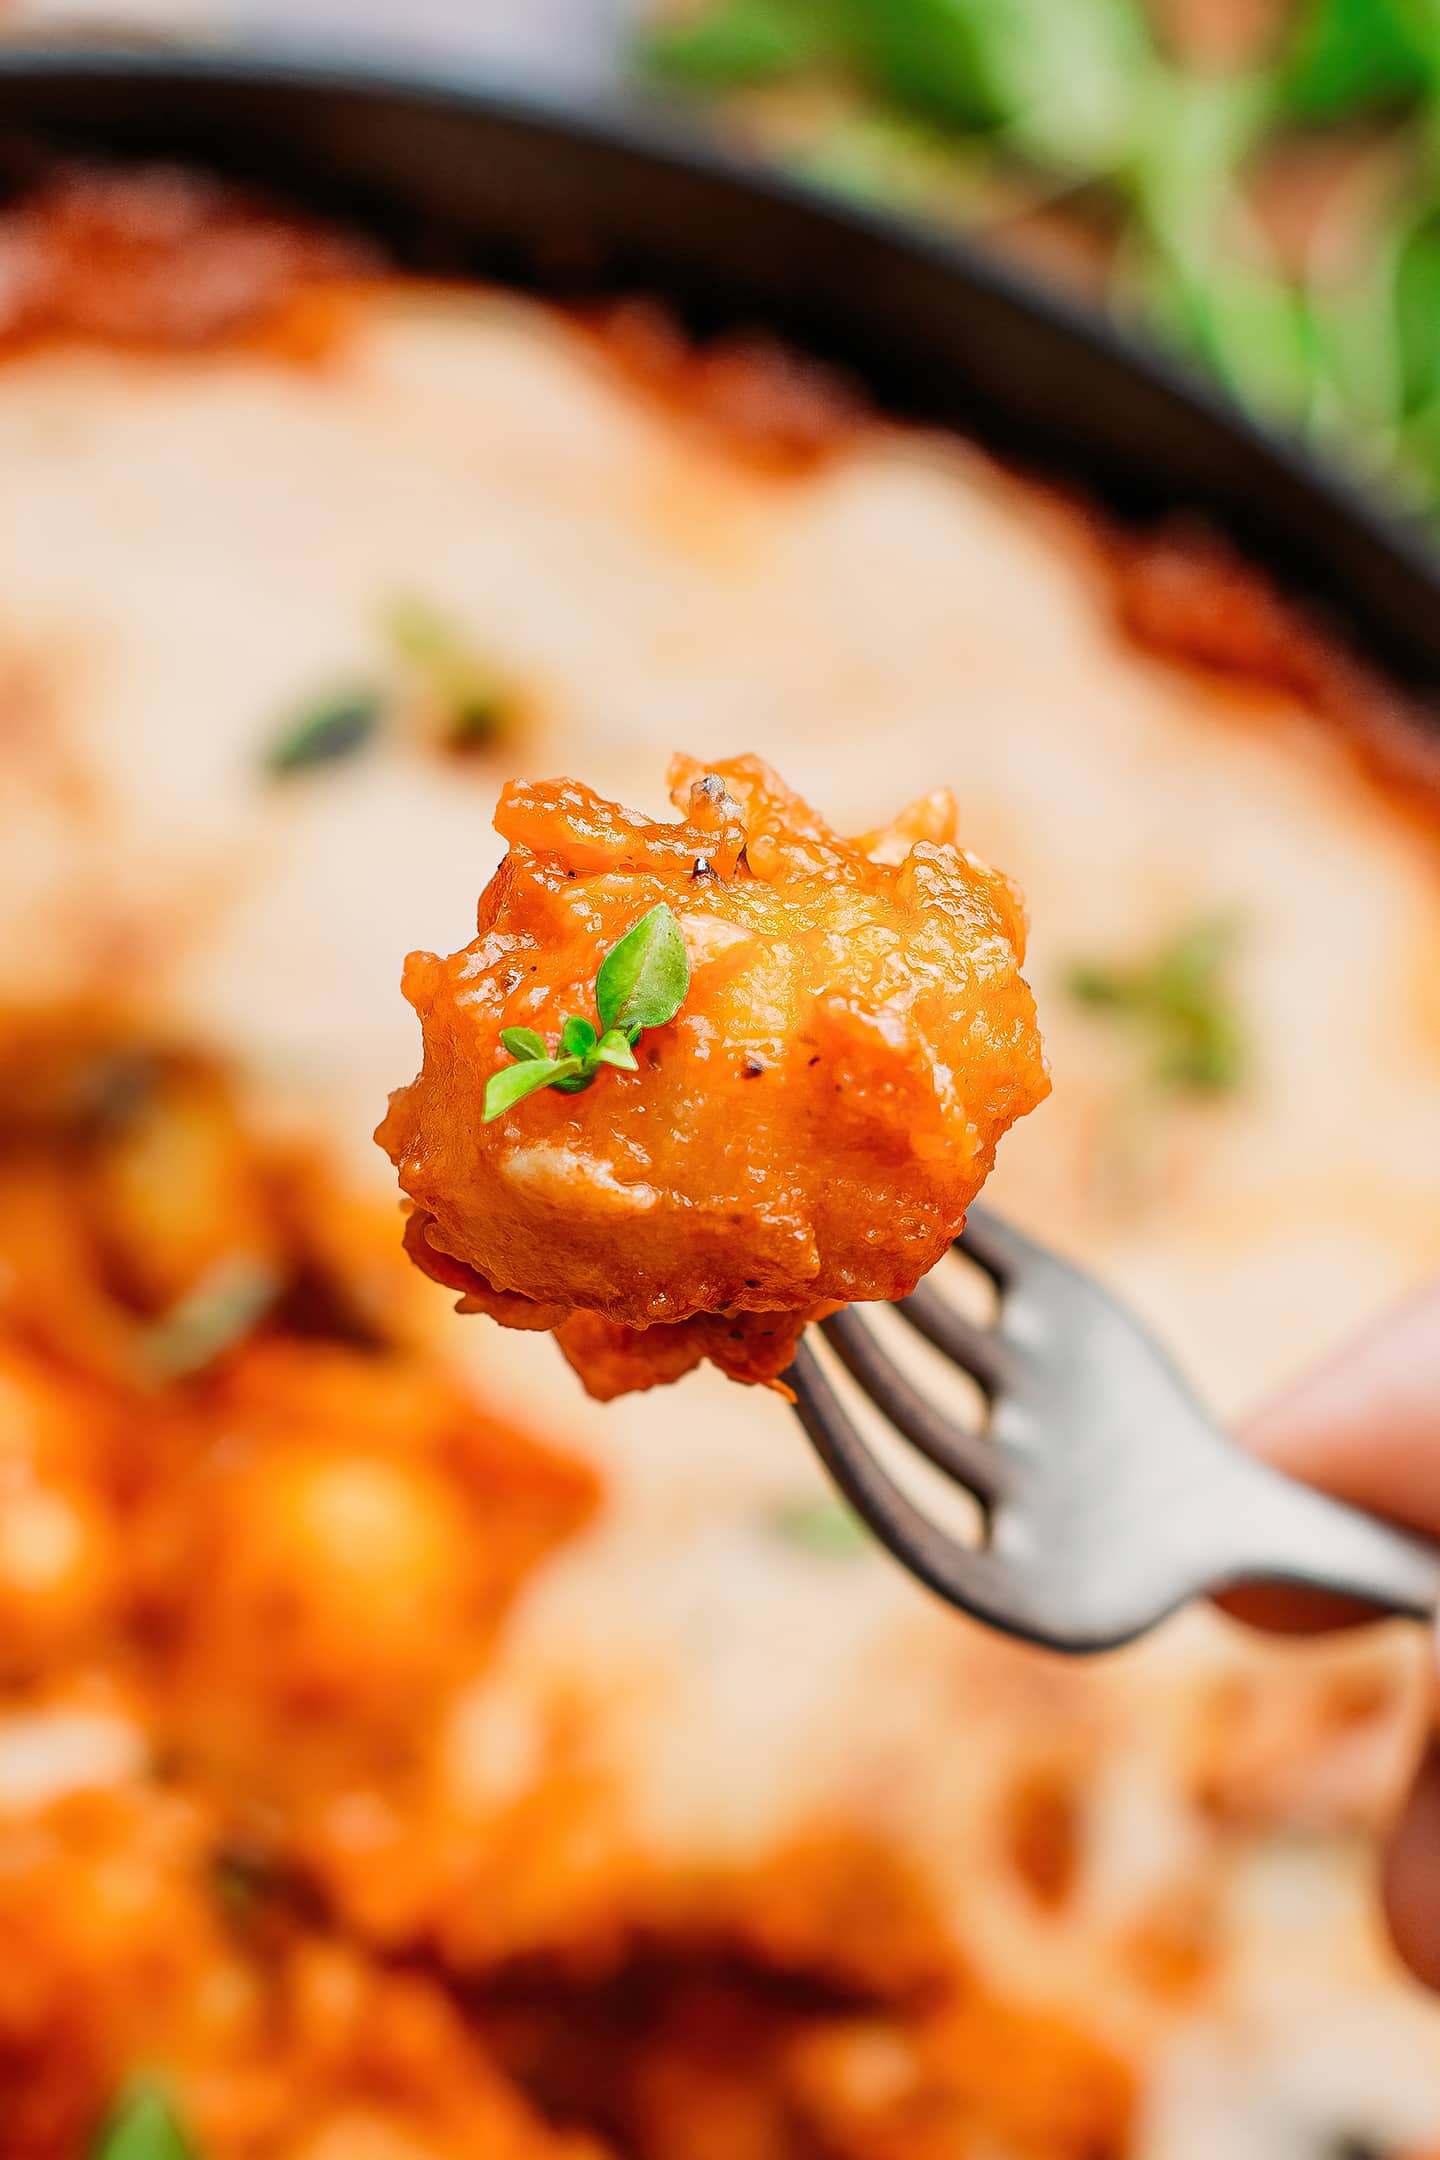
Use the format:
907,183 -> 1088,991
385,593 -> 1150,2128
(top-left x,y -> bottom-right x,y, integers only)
785,1339 -> 1017,1624
954,1203 -> 1034,1283
895,1279 -> 1007,1398
820,1306 -> 1007,1502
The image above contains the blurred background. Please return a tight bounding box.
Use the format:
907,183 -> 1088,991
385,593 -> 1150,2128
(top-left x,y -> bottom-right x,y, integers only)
6,0 -> 1440,518
3,6 -> 1440,2155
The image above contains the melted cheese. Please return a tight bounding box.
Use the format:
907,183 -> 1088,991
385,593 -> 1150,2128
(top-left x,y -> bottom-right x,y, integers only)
2,282 -> 1439,2144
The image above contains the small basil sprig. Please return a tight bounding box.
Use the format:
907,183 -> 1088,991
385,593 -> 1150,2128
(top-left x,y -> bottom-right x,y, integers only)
769,1494 -> 870,1557
386,595 -> 515,752
141,1254 -> 282,1381
90,2082 -> 196,2160
483,902 -> 690,1121
263,688 -> 384,777
1067,915 -> 1247,1096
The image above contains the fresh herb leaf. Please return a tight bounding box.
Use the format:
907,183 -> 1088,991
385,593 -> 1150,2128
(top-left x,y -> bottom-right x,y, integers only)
486,907 -> 690,1120
640,0 -> 1440,518
90,2082 -> 196,2160
1396,211 -> 1440,417
770,1493 -> 870,1556
1278,0 -> 1438,124
787,111 -> 989,214
484,1055 -> 583,1121
386,596 -> 515,753
560,1015 -> 599,1059
595,903 -> 691,1035
448,691 -> 513,750
846,0 -> 1004,132
142,1255 -> 281,1380
1129,67 -> 1274,264
1067,916 -> 1248,1097
592,1028 -> 640,1071
1143,245 -> 1321,424
1125,70 -> 1297,423
978,0 -> 1154,176
263,689 -> 384,778
640,0 -> 832,85
499,1026 -> 548,1062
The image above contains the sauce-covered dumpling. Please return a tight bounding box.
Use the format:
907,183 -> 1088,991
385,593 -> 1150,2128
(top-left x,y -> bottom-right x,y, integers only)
378,755 -> 1048,1396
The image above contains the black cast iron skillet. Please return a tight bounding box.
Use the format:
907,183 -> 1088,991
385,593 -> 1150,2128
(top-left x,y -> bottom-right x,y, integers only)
1,42 -> 1438,710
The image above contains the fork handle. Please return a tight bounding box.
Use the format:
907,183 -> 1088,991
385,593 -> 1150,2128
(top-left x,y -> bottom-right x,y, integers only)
1221,1449 -> 1440,1621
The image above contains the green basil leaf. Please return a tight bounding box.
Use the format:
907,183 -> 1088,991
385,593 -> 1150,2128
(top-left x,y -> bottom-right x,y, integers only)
1147,917 -> 1239,1009
845,0 -> 1004,131
1157,1008 -> 1246,1094
786,112 -> 987,216
1065,916 -> 1248,1099
446,691 -> 511,750
560,1015 -> 599,1060
499,1027 -> 548,1062
1129,67 -> 1272,252
1396,212 -> 1440,417
142,1255 -> 282,1381
592,1028 -> 640,1072
640,0 -> 832,86
263,689 -> 384,778
386,594 -> 461,666
1140,240 -> 1319,425
769,1494 -> 869,1557
595,903 -> 691,1035
385,596 -> 514,752
483,1055 -> 582,1121
1278,0 -> 1437,124
90,2082 -> 196,2160
991,0 -> 1154,175
1066,961 -> 1142,1012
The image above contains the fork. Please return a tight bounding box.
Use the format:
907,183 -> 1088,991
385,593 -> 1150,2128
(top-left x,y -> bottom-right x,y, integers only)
784,1207 -> 1440,1654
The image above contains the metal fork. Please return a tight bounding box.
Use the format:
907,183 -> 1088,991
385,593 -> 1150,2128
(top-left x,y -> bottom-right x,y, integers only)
785,1207 -> 1440,1654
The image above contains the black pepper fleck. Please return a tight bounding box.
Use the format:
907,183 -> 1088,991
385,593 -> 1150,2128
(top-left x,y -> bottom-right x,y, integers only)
742,1056 -> 766,1078
691,855 -> 714,880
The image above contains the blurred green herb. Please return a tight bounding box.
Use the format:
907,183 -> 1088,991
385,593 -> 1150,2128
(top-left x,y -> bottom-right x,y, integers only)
142,1255 -> 282,1380
1396,210 -> 1440,417
639,0 -> 1440,509
262,597 -> 520,778
769,1493 -> 870,1556
209,1841 -> 278,1921
1277,0 -> 1439,123
786,111 -> 988,212
263,688 -> 384,778
484,903 -> 689,1122
1067,916 -> 1248,1097
90,2082 -> 196,2160
385,595 -> 516,753
643,0 -> 832,84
